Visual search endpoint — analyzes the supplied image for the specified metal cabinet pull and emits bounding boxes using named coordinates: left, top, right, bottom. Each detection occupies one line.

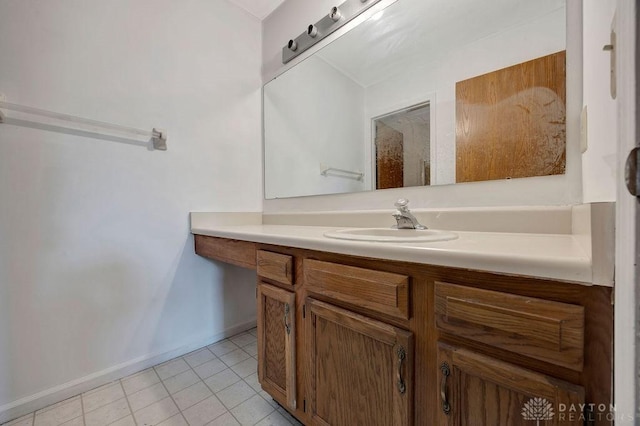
left=396, top=347, right=407, bottom=394
left=440, top=362, right=451, bottom=415
left=284, top=303, right=291, bottom=335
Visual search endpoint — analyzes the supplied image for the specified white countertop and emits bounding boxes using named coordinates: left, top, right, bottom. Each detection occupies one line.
left=191, top=223, right=596, bottom=285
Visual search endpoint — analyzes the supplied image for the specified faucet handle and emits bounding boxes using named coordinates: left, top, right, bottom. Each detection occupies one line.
left=394, top=198, right=410, bottom=209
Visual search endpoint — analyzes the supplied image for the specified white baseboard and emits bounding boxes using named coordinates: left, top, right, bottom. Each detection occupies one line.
left=0, top=319, right=257, bottom=423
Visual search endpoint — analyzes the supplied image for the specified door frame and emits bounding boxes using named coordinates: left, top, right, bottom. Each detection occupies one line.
left=614, top=0, right=638, bottom=423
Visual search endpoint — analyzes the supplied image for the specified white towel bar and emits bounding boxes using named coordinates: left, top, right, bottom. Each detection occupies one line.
left=320, top=164, right=364, bottom=181
left=0, top=100, right=167, bottom=150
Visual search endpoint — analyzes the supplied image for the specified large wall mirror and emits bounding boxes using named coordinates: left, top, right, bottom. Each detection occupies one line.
left=264, top=0, right=567, bottom=199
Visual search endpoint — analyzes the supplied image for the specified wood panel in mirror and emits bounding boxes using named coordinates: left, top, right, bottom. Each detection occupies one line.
left=375, top=121, right=404, bottom=189
left=437, top=343, right=584, bottom=425
left=456, top=50, right=566, bottom=183
left=257, top=283, right=296, bottom=410
left=307, top=298, right=413, bottom=426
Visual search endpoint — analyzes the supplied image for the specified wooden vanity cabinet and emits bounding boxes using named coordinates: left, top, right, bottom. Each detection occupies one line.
left=194, top=236, right=613, bottom=426
left=436, top=343, right=585, bottom=426
left=256, top=249, right=297, bottom=411
left=433, top=281, right=609, bottom=426
left=303, top=258, right=414, bottom=425
left=257, top=282, right=297, bottom=411
left=306, top=298, right=414, bottom=426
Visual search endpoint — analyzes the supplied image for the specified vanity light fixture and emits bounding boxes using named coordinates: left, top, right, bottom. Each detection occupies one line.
left=329, top=6, right=343, bottom=21
left=281, top=0, right=388, bottom=64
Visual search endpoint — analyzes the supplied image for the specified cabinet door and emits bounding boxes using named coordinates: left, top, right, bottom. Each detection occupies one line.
left=437, top=343, right=584, bottom=426
left=257, top=283, right=296, bottom=410
left=307, top=298, right=413, bottom=426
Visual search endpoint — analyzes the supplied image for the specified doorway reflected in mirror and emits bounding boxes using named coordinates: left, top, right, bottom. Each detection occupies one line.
left=374, top=102, right=431, bottom=189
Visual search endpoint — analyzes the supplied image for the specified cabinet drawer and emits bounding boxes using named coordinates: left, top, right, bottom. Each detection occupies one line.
left=435, top=282, right=584, bottom=371
left=257, top=250, right=294, bottom=286
left=304, top=259, right=410, bottom=320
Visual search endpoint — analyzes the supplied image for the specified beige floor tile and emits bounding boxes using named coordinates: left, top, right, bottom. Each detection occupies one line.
left=133, top=397, right=179, bottom=426
left=82, top=382, right=125, bottom=413
left=205, top=412, right=240, bottom=426
left=156, top=414, right=188, bottom=426
left=204, top=369, right=241, bottom=393
left=229, top=333, right=256, bottom=348
left=255, top=410, right=292, bottom=426
left=59, top=417, right=83, bottom=426
left=243, top=373, right=261, bottom=393
left=181, top=396, right=226, bottom=426
left=84, top=398, right=130, bottom=426
left=34, top=397, right=82, bottom=426
left=276, top=408, right=302, bottom=426
left=154, top=359, right=190, bottom=381
left=121, top=369, right=160, bottom=395
left=230, top=395, right=275, bottom=426
left=163, top=369, right=201, bottom=395
left=219, top=350, right=251, bottom=368
left=230, top=358, right=257, bottom=379
left=247, top=328, right=257, bottom=337
left=107, top=416, right=135, bottom=426
left=216, top=382, right=256, bottom=410
left=127, top=382, right=169, bottom=412
left=184, top=349, right=216, bottom=368
left=35, top=397, right=80, bottom=415
left=1, top=413, right=34, bottom=426
left=207, top=340, right=239, bottom=357
left=259, top=392, right=279, bottom=409
left=172, top=382, right=212, bottom=411
left=9, top=331, right=284, bottom=426
left=193, top=358, right=227, bottom=380
left=242, top=342, right=258, bottom=357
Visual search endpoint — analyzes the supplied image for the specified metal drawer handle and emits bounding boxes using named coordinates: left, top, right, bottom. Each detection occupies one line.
left=284, top=303, right=291, bottom=335
left=441, top=362, right=451, bottom=415
left=397, top=347, right=407, bottom=394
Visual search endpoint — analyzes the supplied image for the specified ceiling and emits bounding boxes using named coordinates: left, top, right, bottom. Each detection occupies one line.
left=227, top=0, right=286, bottom=20
left=317, top=0, right=565, bottom=87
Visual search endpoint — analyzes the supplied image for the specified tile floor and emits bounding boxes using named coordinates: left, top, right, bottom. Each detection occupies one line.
left=2, top=328, right=303, bottom=426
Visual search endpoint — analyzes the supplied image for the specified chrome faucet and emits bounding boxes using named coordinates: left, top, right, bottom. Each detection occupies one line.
left=392, top=198, right=426, bottom=230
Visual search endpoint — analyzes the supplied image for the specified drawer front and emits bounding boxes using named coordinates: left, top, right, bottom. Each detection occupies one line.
left=257, top=250, right=294, bottom=286
left=435, top=282, right=584, bottom=371
left=304, top=259, right=410, bottom=320
left=195, top=235, right=256, bottom=270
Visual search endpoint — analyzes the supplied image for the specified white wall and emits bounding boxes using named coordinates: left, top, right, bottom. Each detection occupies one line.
left=264, top=56, right=366, bottom=198
left=0, top=0, right=261, bottom=418
left=581, top=0, right=617, bottom=202
left=262, top=0, right=584, bottom=212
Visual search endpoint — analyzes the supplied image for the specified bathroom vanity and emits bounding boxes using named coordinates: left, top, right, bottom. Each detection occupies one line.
left=191, top=215, right=613, bottom=426
left=220, top=0, right=609, bottom=422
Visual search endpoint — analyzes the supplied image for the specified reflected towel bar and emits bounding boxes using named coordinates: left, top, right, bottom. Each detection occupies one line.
left=320, top=164, right=364, bottom=181
left=0, top=100, right=167, bottom=150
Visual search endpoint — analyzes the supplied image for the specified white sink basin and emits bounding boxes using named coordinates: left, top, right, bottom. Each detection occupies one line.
left=323, top=228, right=458, bottom=243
